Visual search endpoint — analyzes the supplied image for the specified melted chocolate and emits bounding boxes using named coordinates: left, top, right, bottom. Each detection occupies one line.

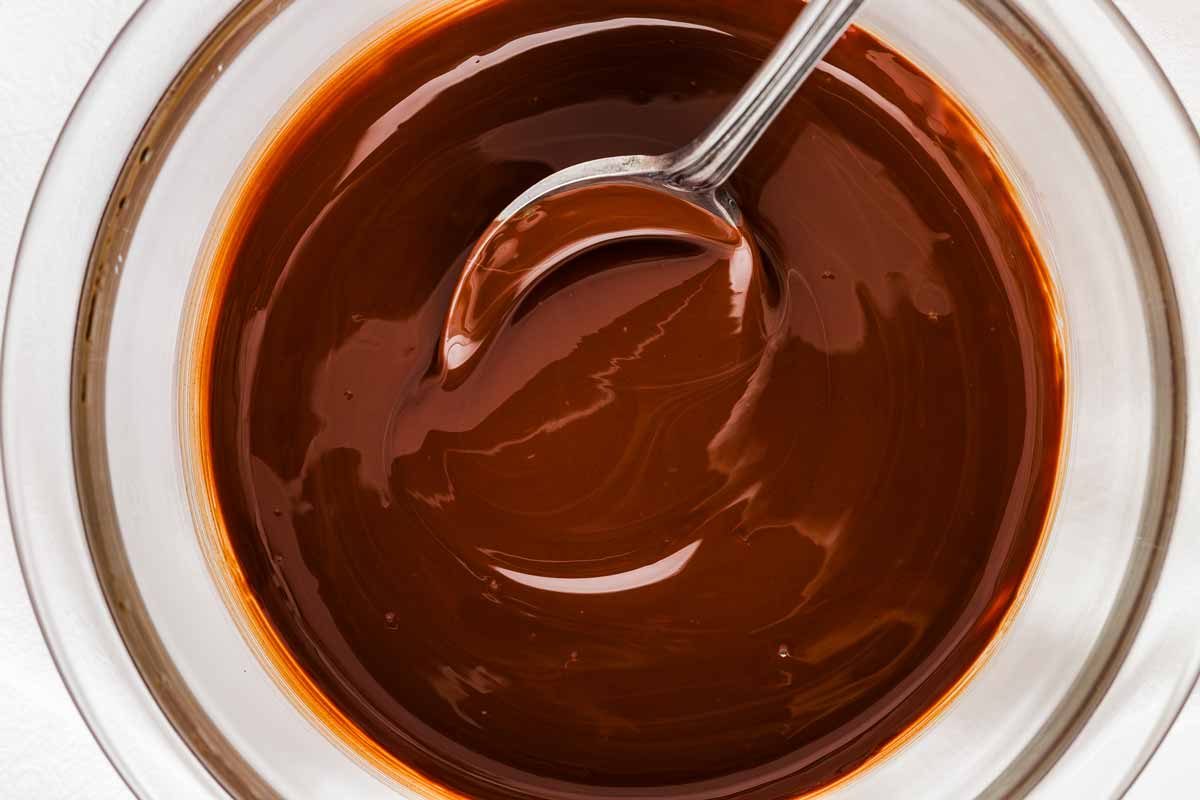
left=204, top=2, right=1063, bottom=797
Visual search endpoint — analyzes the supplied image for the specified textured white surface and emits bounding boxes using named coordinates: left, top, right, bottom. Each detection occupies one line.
left=0, top=1, right=1195, bottom=798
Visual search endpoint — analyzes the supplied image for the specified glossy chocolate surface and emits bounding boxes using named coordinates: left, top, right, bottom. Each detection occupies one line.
left=204, top=2, right=1063, bottom=797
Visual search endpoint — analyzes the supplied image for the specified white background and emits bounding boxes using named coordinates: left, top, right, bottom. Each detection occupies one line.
left=1, top=1, right=1197, bottom=797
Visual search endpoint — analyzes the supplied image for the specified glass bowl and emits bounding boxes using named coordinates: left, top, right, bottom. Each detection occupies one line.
left=5, top=1, right=1200, bottom=797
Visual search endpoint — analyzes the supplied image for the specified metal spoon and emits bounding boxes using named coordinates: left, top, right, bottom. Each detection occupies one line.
left=440, top=0, right=868, bottom=379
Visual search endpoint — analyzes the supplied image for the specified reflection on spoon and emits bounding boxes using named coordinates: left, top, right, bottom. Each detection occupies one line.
left=493, top=540, right=703, bottom=595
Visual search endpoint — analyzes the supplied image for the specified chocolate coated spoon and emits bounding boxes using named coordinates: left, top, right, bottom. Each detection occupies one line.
left=440, top=0, right=867, bottom=380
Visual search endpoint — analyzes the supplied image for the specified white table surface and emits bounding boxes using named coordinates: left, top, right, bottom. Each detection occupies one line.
left=1, top=2, right=1197, bottom=797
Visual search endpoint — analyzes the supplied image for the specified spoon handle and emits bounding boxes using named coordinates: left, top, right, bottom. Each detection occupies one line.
left=667, top=0, right=868, bottom=193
